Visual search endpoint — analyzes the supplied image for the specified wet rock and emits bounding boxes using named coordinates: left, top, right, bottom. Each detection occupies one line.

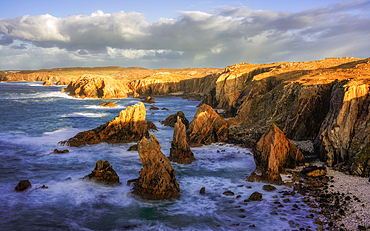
left=83, top=160, right=120, bottom=185
left=15, top=180, right=32, bottom=191
left=127, top=179, right=137, bottom=186
left=247, top=124, right=305, bottom=185
left=245, top=191, right=262, bottom=202
left=53, top=149, right=69, bottom=153
left=143, top=96, right=155, bottom=103
left=283, top=199, right=291, bottom=203
left=127, top=144, right=138, bottom=151
left=169, top=117, right=195, bottom=164
left=200, top=187, right=205, bottom=194
left=187, top=104, right=229, bottom=146
left=262, top=184, right=276, bottom=192
left=161, top=108, right=169, bottom=111
left=98, top=102, right=118, bottom=107
left=161, top=111, right=189, bottom=129
left=60, top=102, right=152, bottom=146
left=223, top=190, right=235, bottom=196
left=149, top=105, right=159, bottom=110
left=132, top=134, right=180, bottom=200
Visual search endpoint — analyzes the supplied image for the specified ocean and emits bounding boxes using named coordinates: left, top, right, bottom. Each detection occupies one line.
left=0, top=82, right=316, bottom=230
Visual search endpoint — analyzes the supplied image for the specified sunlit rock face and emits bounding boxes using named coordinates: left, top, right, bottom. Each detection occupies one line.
left=169, top=117, right=195, bottom=164
left=60, top=102, right=154, bottom=146
left=187, top=104, right=229, bottom=146
left=247, top=124, right=305, bottom=185
left=61, top=75, right=131, bottom=99
left=132, top=134, right=180, bottom=200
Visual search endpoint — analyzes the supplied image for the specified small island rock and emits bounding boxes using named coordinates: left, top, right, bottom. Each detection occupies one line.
left=169, top=117, right=195, bottom=164
left=84, top=160, right=120, bottom=185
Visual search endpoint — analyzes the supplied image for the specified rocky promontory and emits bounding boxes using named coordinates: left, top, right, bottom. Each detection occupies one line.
left=132, top=134, right=180, bottom=200
left=60, top=102, right=154, bottom=146
left=169, top=117, right=195, bottom=164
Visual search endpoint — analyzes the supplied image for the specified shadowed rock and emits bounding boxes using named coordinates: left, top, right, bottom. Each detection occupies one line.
left=84, top=160, right=120, bottom=185
left=161, top=111, right=189, bottom=129
left=142, top=96, right=155, bottom=103
left=15, top=180, right=32, bottom=191
left=187, top=104, right=229, bottom=146
left=169, top=117, right=195, bottom=164
left=60, top=102, right=155, bottom=146
left=98, top=102, right=117, bottom=107
left=132, top=134, right=180, bottom=200
left=247, top=124, right=305, bottom=185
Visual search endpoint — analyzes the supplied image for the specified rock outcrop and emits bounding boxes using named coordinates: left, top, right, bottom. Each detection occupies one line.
left=142, top=96, right=155, bottom=103
left=15, top=180, right=32, bottom=191
left=169, top=117, right=195, bottom=164
left=61, top=75, right=131, bottom=99
left=187, top=104, right=229, bottom=146
left=83, top=160, right=120, bottom=185
left=98, top=102, right=117, bottom=107
left=132, top=134, right=180, bottom=200
left=42, top=79, right=54, bottom=86
left=247, top=124, right=305, bottom=185
left=60, top=102, right=152, bottom=146
left=161, top=111, right=189, bottom=129
left=314, top=78, right=370, bottom=176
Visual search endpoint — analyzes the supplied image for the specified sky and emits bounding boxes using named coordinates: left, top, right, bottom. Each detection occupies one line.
left=0, top=0, right=369, bottom=70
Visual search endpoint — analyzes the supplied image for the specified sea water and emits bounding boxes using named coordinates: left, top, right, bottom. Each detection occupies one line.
left=0, top=82, right=317, bottom=230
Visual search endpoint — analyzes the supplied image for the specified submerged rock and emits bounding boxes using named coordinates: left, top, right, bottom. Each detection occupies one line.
left=15, top=180, right=32, bottom=191
left=84, top=160, right=120, bottom=185
left=161, top=111, right=189, bottom=129
left=169, top=117, right=195, bottom=164
left=247, top=124, right=305, bottom=185
left=53, top=149, right=69, bottom=153
left=60, top=102, right=153, bottom=146
left=142, top=96, right=155, bottom=103
left=132, top=134, right=180, bottom=200
left=187, top=104, right=229, bottom=146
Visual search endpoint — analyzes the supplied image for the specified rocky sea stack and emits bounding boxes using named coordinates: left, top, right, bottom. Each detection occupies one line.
left=169, top=117, right=195, bottom=164
left=84, top=160, right=120, bottom=185
left=186, top=104, right=229, bottom=146
left=60, top=102, right=155, bottom=146
left=132, top=134, right=180, bottom=200
left=247, top=124, right=305, bottom=185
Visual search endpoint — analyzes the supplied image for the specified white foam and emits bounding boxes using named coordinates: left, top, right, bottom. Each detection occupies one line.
left=61, top=112, right=109, bottom=118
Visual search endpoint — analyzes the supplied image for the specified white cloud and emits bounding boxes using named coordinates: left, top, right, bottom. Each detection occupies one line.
left=0, top=1, right=369, bottom=70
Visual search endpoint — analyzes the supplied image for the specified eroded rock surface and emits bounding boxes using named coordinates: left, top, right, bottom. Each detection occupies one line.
left=83, top=160, right=120, bottom=185
left=60, top=102, right=152, bottom=146
left=247, top=124, right=305, bottom=185
left=187, top=104, right=229, bottom=146
left=169, top=117, right=195, bottom=164
left=132, top=134, right=180, bottom=200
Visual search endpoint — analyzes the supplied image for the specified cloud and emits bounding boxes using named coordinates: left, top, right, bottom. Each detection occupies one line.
left=0, top=0, right=369, bottom=70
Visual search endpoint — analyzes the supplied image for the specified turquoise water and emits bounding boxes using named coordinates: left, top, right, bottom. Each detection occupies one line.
left=0, top=82, right=317, bottom=230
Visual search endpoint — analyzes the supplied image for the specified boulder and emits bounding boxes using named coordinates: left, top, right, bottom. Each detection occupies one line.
left=247, top=124, right=305, bottom=185
left=127, top=144, right=138, bottom=151
left=60, top=102, right=152, bottom=146
left=300, top=166, right=327, bottom=178
left=132, top=134, right=180, bottom=200
left=15, top=180, right=32, bottom=191
left=143, top=96, right=155, bottom=103
left=186, top=104, right=229, bottom=146
left=149, top=105, right=159, bottom=110
left=84, top=160, right=120, bottom=185
left=53, top=149, right=69, bottom=154
left=169, top=117, right=195, bottom=164
left=245, top=191, right=263, bottom=202
left=98, top=102, right=117, bottom=107
left=161, top=111, right=189, bottom=129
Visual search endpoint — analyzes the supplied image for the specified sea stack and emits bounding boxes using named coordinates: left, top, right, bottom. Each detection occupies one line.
left=169, top=117, right=195, bottom=164
left=187, top=104, right=229, bottom=146
left=60, top=102, right=153, bottom=146
left=247, top=124, right=305, bottom=185
left=132, top=134, right=180, bottom=200
left=83, top=160, right=120, bottom=185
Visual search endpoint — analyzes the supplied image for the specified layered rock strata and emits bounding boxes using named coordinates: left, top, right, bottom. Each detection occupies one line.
left=60, top=102, right=153, bottom=146
left=132, top=134, right=180, bottom=200
left=161, top=111, right=189, bottom=129
left=84, top=160, right=120, bottom=185
left=187, top=104, right=229, bottom=146
left=169, top=117, right=195, bottom=164
left=247, top=124, right=305, bottom=185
